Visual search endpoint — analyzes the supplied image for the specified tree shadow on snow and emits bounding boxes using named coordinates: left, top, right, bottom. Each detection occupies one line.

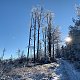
left=54, top=59, right=70, bottom=80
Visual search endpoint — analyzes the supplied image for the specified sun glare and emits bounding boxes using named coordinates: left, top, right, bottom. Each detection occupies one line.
left=65, top=37, right=72, bottom=43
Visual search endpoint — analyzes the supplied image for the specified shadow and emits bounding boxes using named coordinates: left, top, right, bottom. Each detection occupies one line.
left=48, top=66, right=56, bottom=70
left=54, top=59, right=70, bottom=80
left=30, top=72, right=47, bottom=80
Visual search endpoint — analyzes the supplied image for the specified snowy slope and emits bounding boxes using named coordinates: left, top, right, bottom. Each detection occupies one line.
left=6, top=63, right=59, bottom=80
left=1, top=59, right=80, bottom=80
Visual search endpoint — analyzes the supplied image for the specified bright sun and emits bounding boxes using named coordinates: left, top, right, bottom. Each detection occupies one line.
left=65, top=37, right=72, bottom=42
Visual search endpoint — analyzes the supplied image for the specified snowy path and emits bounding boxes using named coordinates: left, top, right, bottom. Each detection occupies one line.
left=55, top=59, right=80, bottom=80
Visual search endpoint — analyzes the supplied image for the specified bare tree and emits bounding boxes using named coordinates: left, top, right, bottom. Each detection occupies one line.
left=27, top=13, right=33, bottom=63
left=1, top=48, right=6, bottom=60
left=47, top=12, right=53, bottom=59
left=17, top=49, right=20, bottom=58
left=53, top=26, right=61, bottom=58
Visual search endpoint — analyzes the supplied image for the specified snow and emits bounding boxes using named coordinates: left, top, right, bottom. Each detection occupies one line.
left=1, top=59, right=80, bottom=80
left=54, top=59, right=80, bottom=80
left=7, top=63, right=59, bottom=80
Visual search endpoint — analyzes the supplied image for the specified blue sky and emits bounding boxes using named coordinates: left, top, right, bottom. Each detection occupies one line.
left=0, top=0, right=80, bottom=59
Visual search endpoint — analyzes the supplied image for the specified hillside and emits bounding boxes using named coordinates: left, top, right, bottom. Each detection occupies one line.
left=0, top=59, right=80, bottom=80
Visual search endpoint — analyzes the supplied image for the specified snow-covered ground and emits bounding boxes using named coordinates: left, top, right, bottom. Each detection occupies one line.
left=55, top=59, right=80, bottom=80
left=1, top=59, right=80, bottom=80
left=2, top=62, right=59, bottom=80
